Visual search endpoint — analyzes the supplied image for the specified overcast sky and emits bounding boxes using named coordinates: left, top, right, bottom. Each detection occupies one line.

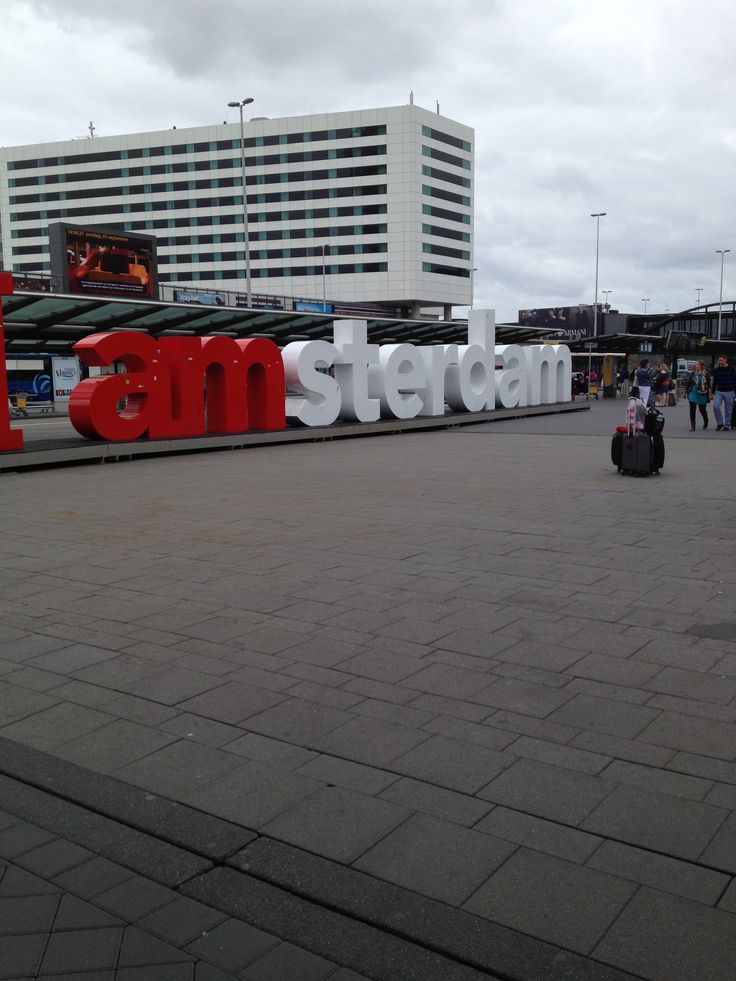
left=2, top=0, right=735, bottom=322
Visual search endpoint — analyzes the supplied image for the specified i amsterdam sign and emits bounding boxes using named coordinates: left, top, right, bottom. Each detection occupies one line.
left=0, top=273, right=572, bottom=452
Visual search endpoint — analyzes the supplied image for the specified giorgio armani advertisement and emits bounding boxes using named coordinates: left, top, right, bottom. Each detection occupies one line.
left=518, top=304, right=600, bottom=342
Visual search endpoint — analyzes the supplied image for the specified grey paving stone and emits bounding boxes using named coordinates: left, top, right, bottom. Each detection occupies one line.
left=156, top=713, right=244, bottom=748
left=463, top=848, right=637, bottom=955
left=284, top=680, right=365, bottom=711
left=421, top=715, right=518, bottom=751
left=224, top=664, right=298, bottom=693
left=295, top=755, right=398, bottom=795
left=593, top=886, right=736, bottom=981
left=124, top=666, right=226, bottom=705
left=699, top=811, right=736, bottom=873
left=0, top=864, right=61, bottom=898
left=0, top=701, right=114, bottom=751
left=471, top=677, right=575, bottom=717
left=114, top=740, right=243, bottom=798
left=354, top=812, right=517, bottom=906
left=640, top=710, right=736, bottom=760
left=0, top=685, right=59, bottom=726
left=406, top=692, right=493, bottom=722
left=718, top=878, right=736, bottom=913
left=16, top=837, right=93, bottom=878
left=483, top=709, right=580, bottom=743
left=504, top=735, right=610, bottom=775
left=185, top=759, right=323, bottom=827
left=308, top=714, right=430, bottom=767
left=333, top=649, right=424, bottom=683
left=644, top=665, right=736, bottom=705
left=28, top=642, right=121, bottom=674
left=399, top=662, right=495, bottom=700
left=94, top=875, right=178, bottom=921
left=138, top=895, right=227, bottom=947
left=174, top=682, right=288, bottom=725
left=0, top=822, right=56, bottom=859
left=0, top=893, right=59, bottom=935
left=547, top=693, right=660, bottom=738
left=101, top=693, right=179, bottom=726
left=118, top=924, right=195, bottom=966
left=478, top=758, right=615, bottom=826
left=581, top=784, right=729, bottom=863
left=186, top=918, right=278, bottom=973
left=341, top=676, right=418, bottom=705
left=55, top=718, right=178, bottom=772
left=0, top=634, right=70, bottom=663
left=262, top=786, right=411, bottom=864
left=241, top=941, right=337, bottom=981
left=52, top=857, right=135, bottom=899
left=587, top=839, right=730, bottom=905
left=570, top=730, right=676, bottom=768
left=221, top=732, right=318, bottom=769
left=474, top=806, right=603, bottom=864
left=392, top=734, right=515, bottom=794
left=601, top=758, right=713, bottom=801
left=117, top=964, right=194, bottom=981
left=493, top=639, right=585, bottom=671
left=0, top=933, right=47, bottom=978
left=562, top=677, right=654, bottom=706
left=240, top=697, right=355, bottom=744
left=39, top=926, right=123, bottom=974
left=52, top=894, right=123, bottom=930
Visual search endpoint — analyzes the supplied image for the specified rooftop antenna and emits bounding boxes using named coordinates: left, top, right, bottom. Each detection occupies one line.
left=88, top=121, right=96, bottom=138
left=409, top=90, right=414, bottom=105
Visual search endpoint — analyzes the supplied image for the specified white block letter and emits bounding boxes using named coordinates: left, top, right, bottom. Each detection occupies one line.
left=283, top=340, right=340, bottom=426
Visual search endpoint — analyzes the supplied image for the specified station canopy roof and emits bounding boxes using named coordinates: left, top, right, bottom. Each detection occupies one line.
left=1, top=290, right=556, bottom=354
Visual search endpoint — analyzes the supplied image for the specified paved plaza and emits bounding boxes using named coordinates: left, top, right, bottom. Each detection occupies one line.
left=1, top=397, right=735, bottom=980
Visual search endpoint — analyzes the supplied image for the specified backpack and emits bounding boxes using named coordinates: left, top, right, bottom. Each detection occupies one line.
left=644, top=406, right=665, bottom=435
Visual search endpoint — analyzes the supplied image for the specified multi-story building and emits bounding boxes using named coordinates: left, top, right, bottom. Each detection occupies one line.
left=0, top=103, right=473, bottom=318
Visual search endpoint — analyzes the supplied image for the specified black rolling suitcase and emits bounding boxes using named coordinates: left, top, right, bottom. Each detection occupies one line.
left=613, top=401, right=665, bottom=476
left=621, top=434, right=653, bottom=476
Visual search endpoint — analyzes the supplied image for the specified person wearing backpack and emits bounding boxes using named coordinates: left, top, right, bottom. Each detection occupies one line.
left=710, top=354, right=736, bottom=431
left=685, top=360, right=711, bottom=431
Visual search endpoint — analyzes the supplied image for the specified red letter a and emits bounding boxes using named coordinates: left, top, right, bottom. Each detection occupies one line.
left=0, top=273, right=24, bottom=451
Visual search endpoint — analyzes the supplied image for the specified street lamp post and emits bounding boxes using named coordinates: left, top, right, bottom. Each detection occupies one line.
left=589, top=212, right=606, bottom=383
left=602, top=289, right=612, bottom=310
left=470, top=267, right=478, bottom=309
left=716, top=249, right=730, bottom=342
left=642, top=298, right=650, bottom=315
left=694, top=287, right=703, bottom=307
left=321, top=243, right=329, bottom=311
left=227, top=97, right=255, bottom=308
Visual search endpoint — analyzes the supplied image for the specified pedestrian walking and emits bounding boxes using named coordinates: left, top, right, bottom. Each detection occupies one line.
left=635, top=359, right=653, bottom=407
left=685, top=359, right=711, bottom=431
left=710, top=353, right=736, bottom=431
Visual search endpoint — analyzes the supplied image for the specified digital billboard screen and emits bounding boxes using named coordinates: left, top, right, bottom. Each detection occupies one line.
left=49, top=223, right=158, bottom=300
left=518, top=304, right=600, bottom=342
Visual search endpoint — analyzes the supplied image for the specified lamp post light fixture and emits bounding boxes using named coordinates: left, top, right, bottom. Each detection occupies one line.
left=470, top=267, right=478, bottom=309
left=716, top=249, right=730, bottom=342
left=589, top=212, right=606, bottom=382
left=695, top=287, right=704, bottom=307
left=642, top=298, right=650, bottom=315
left=321, top=243, right=330, bottom=311
left=227, top=97, right=255, bottom=308
left=602, top=289, right=612, bottom=310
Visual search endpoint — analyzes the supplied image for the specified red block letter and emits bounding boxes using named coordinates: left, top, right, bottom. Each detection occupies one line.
left=70, top=332, right=169, bottom=441
left=0, top=273, right=23, bottom=451
left=235, top=338, right=286, bottom=431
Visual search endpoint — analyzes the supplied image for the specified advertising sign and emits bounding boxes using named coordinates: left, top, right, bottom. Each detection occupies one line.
left=518, top=305, right=600, bottom=342
left=174, top=289, right=226, bottom=306
left=52, top=357, right=81, bottom=401
left=49, top=223, right=158, bottom=301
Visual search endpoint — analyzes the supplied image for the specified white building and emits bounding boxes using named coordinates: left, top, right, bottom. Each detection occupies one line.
left=0, top=103, right=473, bottom=318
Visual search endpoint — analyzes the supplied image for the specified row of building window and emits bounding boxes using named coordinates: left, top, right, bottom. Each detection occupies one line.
left=161, top=243, right=388, bottom=264
left=6, top=145, right=388, bottom=187
left=9, top=164, right=388, bottom=207
left=9, top=185, right=390, bottom=223
left=6, top=126, right=389, bottom=170
left=421, top=222, right=470, bottom=242
left=421, top=165, right=471, bottom=189
left=422, top=242, right=470, bottom=261
left=421, top=145, right=471, bottom=171
left=422, top=204, right=470, bottom=225
left=163, top=262, right=389, bottom=282
left=422, top=261, right=470, bottom=277
left=422, top=125, right=472, bottom=153
left=422, top=185, right=471, bottom=207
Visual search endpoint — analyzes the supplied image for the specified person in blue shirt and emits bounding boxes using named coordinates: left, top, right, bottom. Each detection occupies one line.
left=635, top=359, right=653, bottom=406
left=711, top=354, right=736, bottom=431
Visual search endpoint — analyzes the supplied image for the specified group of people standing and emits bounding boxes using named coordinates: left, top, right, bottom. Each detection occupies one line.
left=684, top=355, right=736, bottom=432
left=632, top=355, right=736, bottom=432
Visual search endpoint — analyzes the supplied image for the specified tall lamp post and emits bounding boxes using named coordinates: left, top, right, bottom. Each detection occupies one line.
left=227, top=97, right=255, bottom=308
left=642, top=298, right=650, bottom=315
left=602, top=289, right=612, bottom=310
left=321, top=243, right=330, bottom=311
left=716, top=249, right=730, bottom=342
left=589, top=212, right=606, bottom=383
left=470, top=267, right=478, bottom=309
left=694, top=287, right=703, bottom=307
